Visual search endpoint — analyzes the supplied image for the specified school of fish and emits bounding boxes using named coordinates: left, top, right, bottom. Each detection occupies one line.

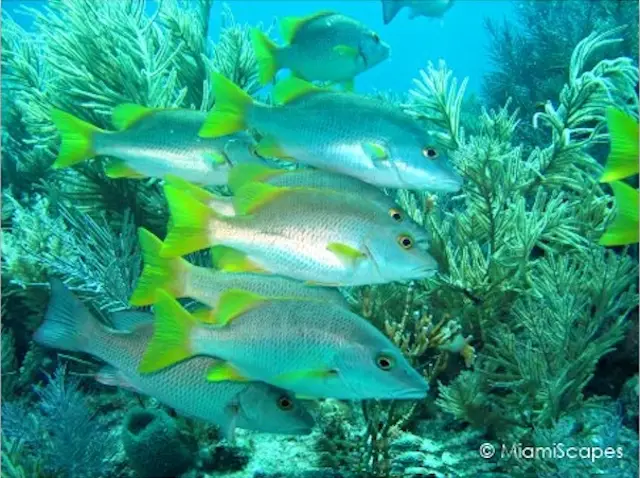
left=35, top=5, right=569, bottom=438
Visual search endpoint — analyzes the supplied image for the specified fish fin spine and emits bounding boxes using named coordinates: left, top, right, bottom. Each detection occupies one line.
left=50, top=109, right=103, bottom=169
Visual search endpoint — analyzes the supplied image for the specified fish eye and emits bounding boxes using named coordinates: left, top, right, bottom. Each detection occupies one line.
left=388, top=208, right=403, bottom=222
left=375, top=353, right=395, bottom=371
left=277, top=395, right=293, bottom=410
left=398, top=234, right=413, bottom=249
left=422, top=147, right=439, bottom=160
left=371, top=32, right=380, bottom=44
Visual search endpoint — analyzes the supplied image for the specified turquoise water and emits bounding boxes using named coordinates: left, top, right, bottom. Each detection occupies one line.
left=2, top=1, right=638, bottom=477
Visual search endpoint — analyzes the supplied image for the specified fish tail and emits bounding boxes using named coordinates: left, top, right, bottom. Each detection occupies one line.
left=50, top=109, right=104, bottom=169
left=129, top=228, right=191, bottom=306
left=601, top=108, right=640, bottom=183
left=381, top=0, right=403, bottom=24
left=599, top=180, right=639, bottom=246
left=161, top=183, right=218, bottom=258
left=138, top=290, right=197, bottom=373
left=33, top=279, right=100, bottom=353
left=250, top=28, right=279, bottom=85
left=199, top=73, right=254, bottom=138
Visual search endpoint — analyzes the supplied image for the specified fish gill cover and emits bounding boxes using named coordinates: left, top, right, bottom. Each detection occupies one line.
left=1, top=1, right=639, bottom=477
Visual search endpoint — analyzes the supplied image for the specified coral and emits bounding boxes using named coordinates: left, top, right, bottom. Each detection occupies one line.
left=1, top=365, right=119, bottom=478
left=122, top=407, right=197, bottom=478
left=1, top=328, right=18, bottom=398
left=483, top=0, right=638, bottom=145
left=619, top=375, right=639, bottom=427
left=199, top=442, right=251, bottom=472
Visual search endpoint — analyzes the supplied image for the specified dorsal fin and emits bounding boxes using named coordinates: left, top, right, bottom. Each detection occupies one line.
left=272, top=77, right=326, bottom=105
left=228, top=164, right=284, bottom=193
left=213, top=289, right=266, bottom=326
left=279, top=11, right=336, bottom=44
left=232, top=182, right=290, bottom=215
left=112, top=103, right=156, bottom=130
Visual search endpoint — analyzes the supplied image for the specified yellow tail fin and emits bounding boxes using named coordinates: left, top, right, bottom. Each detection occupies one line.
left=601, top=108, right=639, bottom=183
left=51, top=109, right=104, bottom=169
left=199, top=73, right=254, bottom=138
left=161, top=184, right=217, bottom=258
left=129, top=228, right=191, bottom=306
left=138, top=290, right=196, bottom=373
left=599, top=180, right=639, bottom=246
left=250, top=28, right=279, bottom=85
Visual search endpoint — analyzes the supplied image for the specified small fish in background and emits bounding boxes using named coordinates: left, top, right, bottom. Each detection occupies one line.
left=251, top=11, right=390, bottom=90
left=33, top=279, right=314, bottom=438
left=139, top=289, right=430, bottom=401
left=129, top=227, right=348, bottom=308
left=382, top=0, right=454, bottom=25
left=50, top=105, right=262, bottom=185
left=199, top=74, right=463, bottom=192
left=598, top=108, right=639, bottom=246
left=161, top=181, right=439, bottom=286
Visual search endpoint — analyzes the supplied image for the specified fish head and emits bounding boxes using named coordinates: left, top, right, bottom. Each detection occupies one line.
left=362, top=227, right=438, bottom=282
left=385, top=134, right=463, bottom=192
left=358, top=29, right=391, bottom=70
left=234, top=382, right=315, bottom=435
left=333, top=335, right=429, bottom=400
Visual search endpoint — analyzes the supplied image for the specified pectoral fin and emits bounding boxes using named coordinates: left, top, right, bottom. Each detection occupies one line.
left=363, top=142, right=389, bottom=161
left=274, top=368, right=338, bottom=385
left=203, top=151, right=228, bottom=166
left=333, top=45, right=359, bottom=58
left=327, top=242, right=366, bottom=266
left=206, top=361, right=249, bottom=382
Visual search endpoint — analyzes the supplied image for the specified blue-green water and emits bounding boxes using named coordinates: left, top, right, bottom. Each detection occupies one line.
left=1, top=1, right=638, bottom=477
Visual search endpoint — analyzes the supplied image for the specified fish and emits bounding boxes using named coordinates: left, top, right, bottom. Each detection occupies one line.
left=50, top=104, right=262, bottom=185
left=33, top=279, right=315, bottom=437
left=198, top=74, right=463, bottom=192
left=139, top=289, right=430, bottom=401
left=382, top=0, right=454, bottom=25
left=160, top=180, right=439, bottom=286
left=599, top=108, right=639, bottom=247
left=251, top=11, right=390, bottom=88
left=129, top=227, right=348, bottom=309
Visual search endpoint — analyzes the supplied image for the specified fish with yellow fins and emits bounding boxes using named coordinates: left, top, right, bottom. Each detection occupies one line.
left=199, top=73, right=463, bottom=192
left=598, top=108, right=639, bottom=247
left=382, top=0, right=454, bottom=24
left=50, top=105, right=262, bottom=185
left=139, top=289, right=430, bottom=401
left=251, top=11, right=390, bottom=89
left=129, top=227, right=347, bottom=308
left=160, top=179, right=439, bottom=286
left=34, top=280, right=314, bottom=438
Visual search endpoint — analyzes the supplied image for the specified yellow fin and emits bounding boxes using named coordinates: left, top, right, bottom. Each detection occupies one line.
left=340, top=79, right=355, bottom=92
left=363, top=142, right=389, bottom=161
left=233, top=181, right=289, bottom=215
left=279, top=11, right=335, bottom=44
left=333, top=44, right=359, bottom=58
left=164, top=175, right=217, bottom=204
left=50, top=109, right=103, bottom=169
left=138, top=290, right=196, bottom=373
left=214, top=288, right=265, bottom=326
left=272, top=77, right=325, bottom=105
left=203, top=151, right=228, bottom=166
left=161, top=184, right=216, bottom=257
left=211, top=245, right=265, bottom=273
left=199, top=73, right=254, bottom=138
left=600, top=108, right=639, bottom=183
left=192, top=306, right=217, bottom=324
left=250, top=28, right=279, bottom=85
left=228, top=163, right=284, bottom=193
left=327, top=242, right=366, bottom=266
left=111, top=103, right=156, bottom=130
left=104, top=159, right=146, bottom=178
left=599, top=181, right=639, bottom=246
left=206, top=361, right=249, bottom=382
left=253, top=136, right=294, bottom=160
left=130, top=228, right=191, bottom=306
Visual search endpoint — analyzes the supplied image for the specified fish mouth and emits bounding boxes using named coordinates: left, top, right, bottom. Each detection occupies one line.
left=393, top=386, right=429, bottom=400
